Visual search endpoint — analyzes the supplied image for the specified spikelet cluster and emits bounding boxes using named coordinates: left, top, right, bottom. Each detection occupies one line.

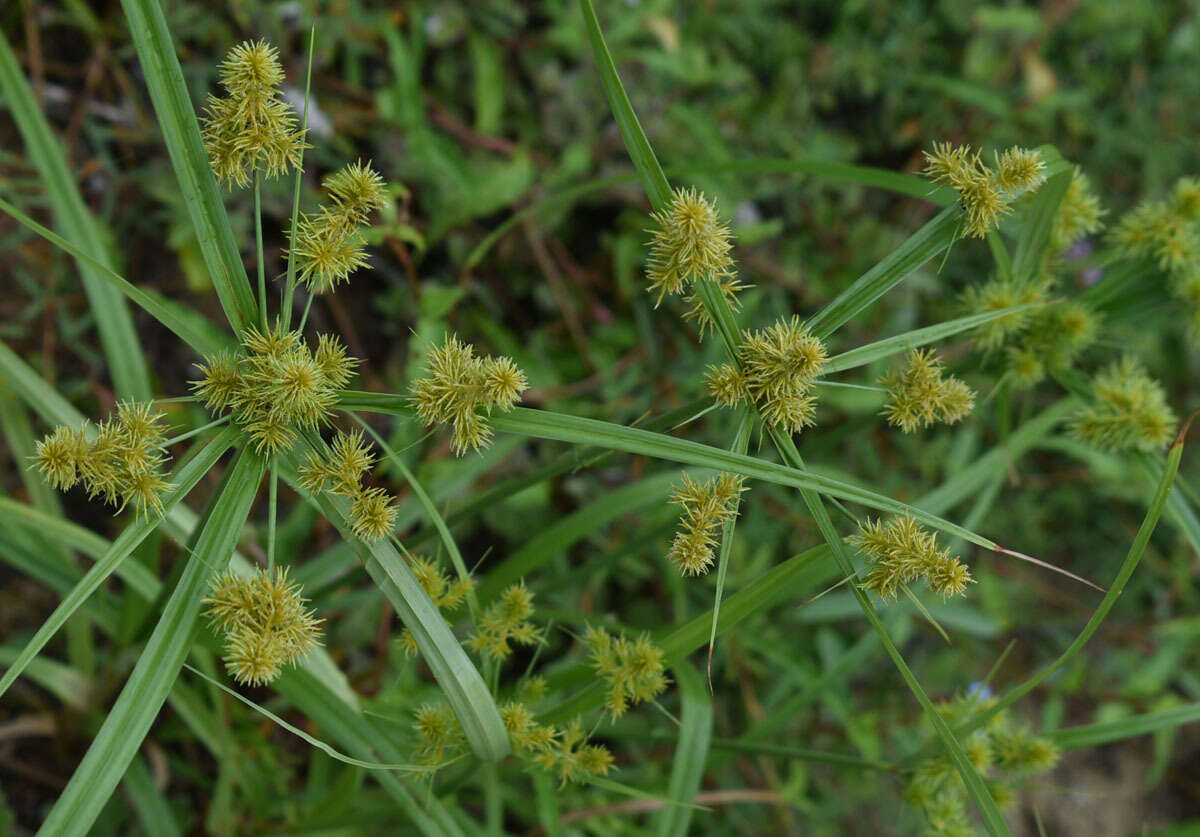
left=201, top=40, right=304, bottom=189
left=1050, top=167, right=1105, bottom=252
left=880, top=349, right=974, bottom=434
left=923, top=143, right=1045, bottom=238
left=204, top=567, right=322, bottom=686
left=298, top=429, right=398, bottom=542
left=193, top=326, right=357, bottom=454
left=410, top=334, right=528, bottom=455
left=907, top=695, right=1058, bottom=836
left=645, top=187, right=743, bottom=334
left=849, top=516, right=972, bottom=601
left=706, top=316, right=828, bottom=434
left=667, top=473, right=745, bottom=576
left=290, top=161, right=388, bottom=293
left=33, top=401, right=173, bottom=517
left=533, top=720, right=615, bottom=785
left=1070, top=358, right=1176, bottom=452
left=413, top=703, right=466, bottom=767
left=1111, top=177, right=1200, bottom=339
left=960, top=275, right=1098, bottom=386
left=397, top=554, right=474, bottom=655
left=467, top=583, right=541, bottom=661
left=584, top=626, right=669, bottom=718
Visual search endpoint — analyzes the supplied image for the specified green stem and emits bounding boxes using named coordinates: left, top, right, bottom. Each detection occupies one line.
left=283, top=22, right=316, bottom=331
left=267, top=461, right=278, bottom=574
left=163, top=415, right=228, bottom=446
left=255, top=171, right=267, bottom=331
left=298, top=292, right=316, bottom=333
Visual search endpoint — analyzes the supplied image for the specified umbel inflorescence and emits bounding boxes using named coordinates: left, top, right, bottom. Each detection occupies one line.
left=923, top=143, right=1046, bottom=238
left=584, top=626, right=669, bottom=718
left=707, top=316, right=829, bottom=434
left=410, top=333, right=528, bottom=455
left=192, top=325, right=358, bottom=454
left=201, top=40, right=305, bottom=189
left=850, top=516, right=972, bottom=601
left=204, top=567, right=322, bottom=686
left=880, top=349, right=975, bottom=434
left=33, top=401, right=173, bottom=517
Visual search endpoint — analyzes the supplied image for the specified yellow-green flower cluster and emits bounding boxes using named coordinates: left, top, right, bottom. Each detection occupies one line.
left=298, top=429, right=398, bottom=542
left=923, top=143, right=1046, bottom=238
left=467, top=582, right=541, bottom=661
left=192, top=326, right=357, bottom=454
left=667, top=472, right=745, bottom=576
left=291, top=161, right=388, bottom=293
left=849, top=516, right=972, bottom=601
left=879, top=349, right=974, bottom=434
left=33, top=401, right=173, bottom=517
left=410, top=334, right=528, bottom=455
left=907, top=695, right=1059, bottom=836
left=1070, top=357, right=1176, bottom=452
left=1049, top=167, right=1105, bottom=252
left=584, top=626, right=669, bottom=718
left=645, top=187, right=744, bottom=334
left=532, top=720, right=614, bottom=785
left=707, top=316, right=828, bottom=434
left=396, top=554, right=474, bottom=655
left=204, top=567, right=322, bottom=687
left=1112, top=177, right=1200, bottom=338
left=201, top=40, right=304, bottom=189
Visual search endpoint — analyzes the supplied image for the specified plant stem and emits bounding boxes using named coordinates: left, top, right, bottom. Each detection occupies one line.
left=267, top=461, right=278, bottom=573
left=298, top=291, right=316, bottom=332
left=163, top=415, right=229, bottom=446
left=255, top=170, right=267, bottom=331
left=283, top=22, right=316, bottom=331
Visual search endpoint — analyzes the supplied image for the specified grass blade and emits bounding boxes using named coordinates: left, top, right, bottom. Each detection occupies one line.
left=579, top=0, right=671, bottom=210
left=1046, top=701, right=1200, bottom=750
left=118, top=0, right=258, bottom=334
left=654, top=662, right=713, bottom=837
left=806, top=206, right=960, bottom=340
left=0, top=29, right=152, bottom=401
left=38, top=446, right=264, bottom=835
left=822, top=302, right=1048, bottom=375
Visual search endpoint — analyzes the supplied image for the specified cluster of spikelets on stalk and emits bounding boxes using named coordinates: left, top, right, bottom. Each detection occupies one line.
left=922, top=143, right=1047, bottom=238
left=879, top=349, right=975, bottom=434
left=667, top=472, right=746, bottom=575
left=203, top=567, right=322, bottom=686
left=1111, top=177, right=1200, bottom=337
left=33, top=401, right=173, bottom=517
left=291, top=161, right=388, bottom=293
left=409, top=333, right=529, bottom=455
left=1070, top=357, right=1177, bottom=452
left=298, top=429, right=399, bottom=542
left=906, top=694, right=1059, bottom=837
left=849, top=515, right=972, bottom=601
left=192, top=325, right=357, bottom=454
left=707, top=316, right=829, bottom=433
left=467, top=582, right=541, bottom=661
left=645, top=187, right=744, bottom=334
left=201, top=40, right=305, bottom=189
left=396, top=554, right=475, bottom=656
left=584, top=626, right=669, bottom=718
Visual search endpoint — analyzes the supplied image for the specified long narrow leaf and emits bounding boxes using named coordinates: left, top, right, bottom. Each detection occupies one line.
left=39, top=447, right=264, bottom=835
left=654, top=662, right=713, bottom=837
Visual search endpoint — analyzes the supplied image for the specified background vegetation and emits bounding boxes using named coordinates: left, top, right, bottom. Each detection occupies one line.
left=2, top=1, right=1200, bottom=834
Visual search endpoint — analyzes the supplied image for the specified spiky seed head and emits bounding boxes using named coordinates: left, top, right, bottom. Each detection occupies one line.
left=349, top=486, right=397, bottom=542
left=323, top=160, right=388, bottom=227
left=924, top=142, right=1045, bottom=239
left=291, top=208, right=370, bottom=293
left=850, top=516, right=973, bottom=601
left=1051, top=167, right=1105, bottom=251
left=314, top=334, right=359, bottom=388
left=480, top=357, right=528, bottom=410
left=116, top=400, right=167, bottom=448
left=585, top=627, right=669, bottom=718
left=1172, top=177, right=1200, bottom=220
left=1070, top=357, right=1177, bottom=451
left=668, top=473, right=745, bottom=576
left=993, top=147, right=1045, bottom=193
left=645, top=186, right=736, bottom=303
left=706, top=363, right=747, bottom=406
left=923, top=142, right=982, bottom=191
left=740, top=316, right=827, bottom=391
left=881, top=349, right=975, bottom=433
left=225, top=630, right=285, bottom=687
left=33, top=426, right=86, bottom=490
left=467, top=582, right=541, bottom=662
